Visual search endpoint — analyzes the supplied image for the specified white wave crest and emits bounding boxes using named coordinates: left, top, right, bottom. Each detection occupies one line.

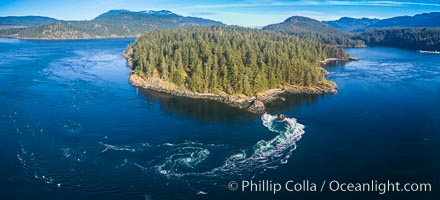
left=419, top=50, right=440, bottom=54
left=155, top=113, right=305, bottom=177
left=156, top=147, right=210, bottom=177
left=100, top=142, right=137, bottom=153
left=211, top=113, right=304, bottom=173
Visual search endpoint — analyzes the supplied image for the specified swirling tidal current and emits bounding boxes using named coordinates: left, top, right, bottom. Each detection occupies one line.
left=153, top=113, right=305, bottom=177
left=9, top=108, right=304, bottom=199
left=0, top=38, right=308, bottom=199
left=1, top=39, right=439, bottom=200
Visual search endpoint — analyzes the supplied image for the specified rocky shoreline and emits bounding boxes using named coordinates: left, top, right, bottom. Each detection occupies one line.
left=125, top=45, right=345, bottom=113
left=319, top=57, right=359, bottom=66
left=128, top=73, right=337, bottom=114
left=0, top=35, right=138, bottom=40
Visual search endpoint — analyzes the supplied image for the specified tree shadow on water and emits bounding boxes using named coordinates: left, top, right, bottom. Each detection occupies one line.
left=138, top=89, right=258, bottom=123
left=265, top=93, right=324, bottom=113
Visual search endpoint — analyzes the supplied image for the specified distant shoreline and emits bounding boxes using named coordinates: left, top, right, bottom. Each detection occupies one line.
left=0, top=35, right=137, bottom=41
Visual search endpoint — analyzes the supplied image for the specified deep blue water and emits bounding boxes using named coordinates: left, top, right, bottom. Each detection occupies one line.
left=0, top=38, right=439, bottom=200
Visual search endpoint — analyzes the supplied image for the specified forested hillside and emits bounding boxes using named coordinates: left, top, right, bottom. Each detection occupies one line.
left=263, top=16, right=365, bottom=47
left=0, top=16, right=57, bottom=27
left=354, top=28, right=440, bottom=51
left=373, top=12, right=440, bottom=29
left=326, top=17, right=379, bottom=32
left=327, top=12, right=440, bottom=32
left=0, top=10, right=223, bottom=39
left=125, top=26, right=346, bottom=96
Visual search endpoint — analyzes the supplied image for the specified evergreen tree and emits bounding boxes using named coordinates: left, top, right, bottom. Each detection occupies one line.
left=127, top=26, right=344, bottom=96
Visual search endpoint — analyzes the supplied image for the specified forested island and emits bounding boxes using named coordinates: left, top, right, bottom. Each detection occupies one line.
left=3, top=10, right=440, bottom=111
left=124, top=26, right=347, bottom=113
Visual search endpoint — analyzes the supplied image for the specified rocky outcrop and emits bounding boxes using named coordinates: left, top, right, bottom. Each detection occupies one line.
left=129, top=73, right=264, bottom=113
left=319, top=57, right=360, bottom=67
left=123, top=45, right=134, bottom=69
left=129, top=73, right=337, bottom=114
left=247, top=100, right=265, bottom=113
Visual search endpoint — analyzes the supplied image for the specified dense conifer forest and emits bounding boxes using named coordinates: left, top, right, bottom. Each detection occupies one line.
left=2, top=11, right=439, bottom=53
left=263, top=16, right=365, bottom=47
left=126, top=26, right=346, bottom=96
left=354, top=28, right=440, bottom=51
left=0, top=10, right=222, bottom=39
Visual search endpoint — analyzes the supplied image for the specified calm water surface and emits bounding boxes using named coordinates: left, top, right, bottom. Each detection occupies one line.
left=0, top=38, right=439, bottom=200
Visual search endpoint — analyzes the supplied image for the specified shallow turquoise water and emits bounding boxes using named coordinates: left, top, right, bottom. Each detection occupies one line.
left=0, top=39, right=438, bottom=199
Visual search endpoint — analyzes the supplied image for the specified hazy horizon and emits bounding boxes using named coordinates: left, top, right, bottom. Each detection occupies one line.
left=1, top=0, right=440, bottom=27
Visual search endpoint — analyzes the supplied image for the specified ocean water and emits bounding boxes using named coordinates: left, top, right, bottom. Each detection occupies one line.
left=0, top=39, right=438, bottom=200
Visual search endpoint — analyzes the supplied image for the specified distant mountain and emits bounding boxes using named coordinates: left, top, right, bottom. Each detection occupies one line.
left=327, top=12, right=440, bottom=32
left=263, top=16, right=365, bottom=47
left=94, top=9, right=173, bottom=19
left=0, top=16, right=57, bottom=27
left=326, top=17, right=379, bottom=32
left=265, top=16, right=347, bottom=35
left=0, top=10, right=223, bottom=39
left=374, top=12, right=440, bottom=28
left=140, top=10, right=174, bottom=15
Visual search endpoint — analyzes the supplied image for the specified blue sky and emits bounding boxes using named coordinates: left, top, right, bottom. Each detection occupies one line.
left=1, top=0, right=439, bottom=26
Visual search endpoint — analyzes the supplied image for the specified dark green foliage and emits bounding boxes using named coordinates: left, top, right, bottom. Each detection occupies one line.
left=373, top=12, right=440, bottom=28
left=355, top=28, right=440, bottom=51
left=263, top=16, right=365, bottom=47
left=0, top=27, right=26, bottom=35
left=326, top=17, right=379, bottom=32
left=128, top=26, right=346, bottom=96
left=0, top=16, right=57, bottom=27
left=1, top=10, right=223, bottom=39
left=327, top=12, right=440, bottom=32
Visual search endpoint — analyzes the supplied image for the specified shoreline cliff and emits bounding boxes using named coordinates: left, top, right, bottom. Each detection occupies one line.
left=127, top=70, right=338, bottom=114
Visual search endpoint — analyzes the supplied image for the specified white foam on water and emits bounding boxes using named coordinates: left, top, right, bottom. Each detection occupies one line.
left=159, top=141, right=225, bottom=148
left=419, top=50, right=440, bottom=54
left=100, top=142, right=150, bottom=153
left=62, top=148, right=72, bottom=158
left=100, top=142, right=136, bottom=153
left=63, top=120, right=81, bottom=135
left=154, top=113, right=305, bottom=178
left=33, top=172, right=55, bottom=185
left=197, top=191, right=207, bottom=195
left=144, top=194, right=153, bottom=200
left=134, top=162, right=148, bottom=171
left=206, top=113, right=304, bottom=174
left=17, top=154, right=24, bottom=163
left=156, top=147, right=210, bottom=177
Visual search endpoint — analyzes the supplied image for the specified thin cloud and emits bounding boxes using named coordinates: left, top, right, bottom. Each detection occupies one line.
left=179, top=0, right=440, bottom=10
left=190, top=11, right=219, bottom=16
left=326, top=1, right=440, bottom=7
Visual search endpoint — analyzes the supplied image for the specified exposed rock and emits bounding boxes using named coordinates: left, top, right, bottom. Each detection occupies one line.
left=247, top=100, right=265, bottom=114
left=277, top=114, right=286, bottom=120
left=123, top=45, right=134, bottom=69
left=128, top=72, right=338, bottom=114
left=319, top=57, right=360, bottom=67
